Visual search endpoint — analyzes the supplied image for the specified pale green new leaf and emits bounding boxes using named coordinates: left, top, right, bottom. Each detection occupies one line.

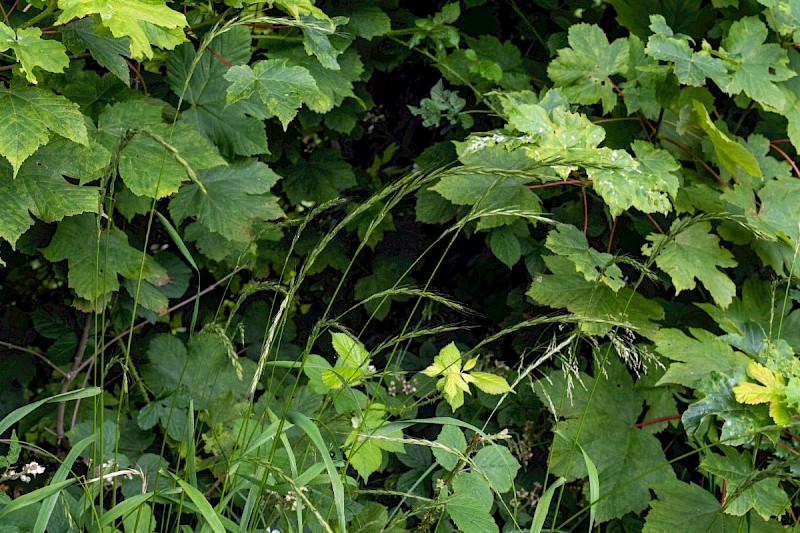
left=41, top=214, right=169, bottom=303
left=169, top=160, right=283, bottom=242
left=224, top=59, right=319, bottom=129
left=469, top=372, right=514, bottom=395
left=322, top=332, right=372, bottom=389
left=693, top=100, right=761, bottom=178
left=545, top=224, right=625, bottom=291
left=548, top=23, right=629, bottom=113
left=0, top=86, right=89, bottom=176
left=721, top=17, right=794, bottom=111
left=642, top=220, right=737, bottom=308
left=55, top=0, right=188, bottom=60
left=0, top=24, right=69, bottom=84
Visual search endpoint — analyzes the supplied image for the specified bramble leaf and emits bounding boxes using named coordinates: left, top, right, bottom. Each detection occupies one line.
left=0, top=85, right=89, bottom=176
left=0, top=23, right=69, bottom=84
left=548, top=24, right=629, bottom=113
left=642, top=220, right=737, bottom=308
left=473, top=445, right=520, bottom=493
left=55, top=0, right=188, bottom=60
left=447, top=472, right=498, bottom=533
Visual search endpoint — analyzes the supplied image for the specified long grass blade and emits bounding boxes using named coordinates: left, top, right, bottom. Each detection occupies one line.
left=0, top=387, right=101, bottom=436
left=529, top=477, right=566, bottom=533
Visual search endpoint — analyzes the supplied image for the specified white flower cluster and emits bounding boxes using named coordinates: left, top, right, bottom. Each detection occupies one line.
left=386, top=377, right=418, bottom=397
left=1, top=461, right=45, bottom=483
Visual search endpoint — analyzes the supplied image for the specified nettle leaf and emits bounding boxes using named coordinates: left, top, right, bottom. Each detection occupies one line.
left=166, top=26, right=268, bottom=158
left=654, top=328, right=750, bottom=391
left=98, top=100, right=226, bottom=198
left=721, top=17, right=794, bottom=111
left=41, top=214, right=169, bottom=304
left=545, top=224, right=625, bottom=291
left=283, top=150, right=356, bottom=204
left=527, top=255, right=664, bottom=339
left=645, top=15, right=730, bottom=87
left=701, top=448, right=788, bottom=520
left=534, top=358, right=675, bottom=523
left=322, top=332, right=372, bottom=389
left=61, top=18, right=131, bottom=85
left=0, top=139, right=101, bottom=256
left=224, top=59, right=319, bottom=129
left=169, top=160, right=283, bottom=243
left=0, top=23, right=69, bottom=84
left=55, top=0, right=187, bottom=60
left=692, top=100, right=761, bottom=178
left=0, top=85, right=89, bottom=176
left=642, top=220, right=737, bottom=308
left=548, top=24, right=629, bottom=113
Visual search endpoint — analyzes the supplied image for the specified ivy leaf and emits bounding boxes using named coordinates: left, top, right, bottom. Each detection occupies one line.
left=654, top=328, right=750, bottom=391
left=166, top=26, right=268, bottom=158
left=473, top=445, right=520, bottom=493
left=701, top=448, right=788, bottom=519
left=0, top=23, right=69, bottom=84
left=645, top=15, right=730, bottom=87
left=41, top=214, right=169, bottom=305
left=534, top=358, right=675, bottom=522
left=224, top=59, right=319, bottom=129
left=721, top=17, right=794, bottom=111
left=55, top=0, right=188, bottom=60
left=0, top=85, right=89, bottom=176
left=61, top=18, right=131, bottom=85
left=548, top=24, right=629, bottom=113
left=692, top=100, right=761, bottom=178
left=0, top=140, right=101, bottom=256
left=642, top=220, right=737, bottom=308
left=283, top=150, right=357, bottom=204
left=545, top=224, right=625, bottom=291
left=527, top=255, right=664, bottom=339
left=169, top=160, right=283, bottom=243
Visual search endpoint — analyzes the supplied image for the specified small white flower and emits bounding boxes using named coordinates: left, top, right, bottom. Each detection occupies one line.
left=23, top=462, right=45, bottom=477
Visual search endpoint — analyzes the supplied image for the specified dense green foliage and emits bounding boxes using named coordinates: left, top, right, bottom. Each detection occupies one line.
left=1, top=0, right=800, bottom=531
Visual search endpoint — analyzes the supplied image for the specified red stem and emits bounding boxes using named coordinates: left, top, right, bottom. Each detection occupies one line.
left=205, top=44, right=231, bottom=68
left=720, top=479, right=727, bottom=505
left=770, top=142, right=800, bottom=179
left=582, top=186, right=588, bottom=235
left=607, top=216, right=619, bottom=253
left=632, top=413, right=682, bottom=427
left=645, top=213, right=665, bottom=235
left=658, top=135, right=728, bottom=188
left=526, top=179, right=587, bottom=189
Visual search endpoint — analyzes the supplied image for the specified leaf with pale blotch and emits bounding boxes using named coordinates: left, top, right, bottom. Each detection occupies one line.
left=642, top=220, right=737, bottom=308
left=548, top=23, right=629, bottom=113
left=224, top=59, right=319, bottom=129
left=169, top=160, right=283, bottom=242
left=693, top=100, right=761, bottom=178
left=55, top=0, right=187, bottom=60
left=0, top=23, right=69, bottom=84
left=0, top=86, right=88, bottom=176
left=41, top=214, right=169, bottom=304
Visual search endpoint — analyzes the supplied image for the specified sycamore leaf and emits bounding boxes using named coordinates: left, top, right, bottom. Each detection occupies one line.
left=224, top=59, right=319, bottom=129
left=0, top=23, right=69, bottom=84
left=61, top=18, right=131, bottom=85
left=645, top=15, right=730, bottom=87
left=300, top=14, right=345, bottom=70
left=654, top=328, right=750, bottom=391
left=732, top=360, right=791, bottom=425
left=693, top=100, right=761, bottom=177
left=41, top=214, right=169, bottom=304
left=283, top=150, right=357, bottom=204
left=545, top=224, right=625, bottom=291
left=346, top=5, right=391, bottom=40
left=534, top=358, right=675, bottom=522
left=644, top=480, right=755, bottom=532
left=527, top=255, right=664, bottom=339
left=548, top=23, right=629, bottom=113
left=0, top=85, right=89, bottom=176
left=721, top=17, right=794, bottom=111
left=642, top=220, right=737, bottom=308
left=169, top=160, right=283, bottom=242
left=55, top=0, right=188, bottom=60
left=701, top=449, right=789, bottom=520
